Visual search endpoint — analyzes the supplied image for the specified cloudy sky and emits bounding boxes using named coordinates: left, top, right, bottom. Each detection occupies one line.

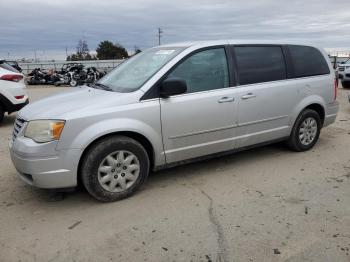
left=1, top=0, right=350, bottom=60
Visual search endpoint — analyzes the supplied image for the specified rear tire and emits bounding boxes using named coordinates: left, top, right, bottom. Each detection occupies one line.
left=287, top=109, right=321, bottom=152
left=342, top=81, right=350, bottom=89
left=81, top=136, right=150, bottom=202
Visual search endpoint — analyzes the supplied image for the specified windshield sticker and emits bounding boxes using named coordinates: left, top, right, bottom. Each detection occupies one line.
left=155, top=50, right=175, bottom=55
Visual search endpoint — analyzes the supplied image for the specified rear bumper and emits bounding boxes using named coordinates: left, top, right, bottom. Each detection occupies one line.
left=9, top=136, right=81, bottom=189
left=324, top=101, right=339, bottom=127
left=7, top=98, right=29, bottom=114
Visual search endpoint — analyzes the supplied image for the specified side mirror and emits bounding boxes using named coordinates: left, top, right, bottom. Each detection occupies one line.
left=160, top=78, right=187, bottom=97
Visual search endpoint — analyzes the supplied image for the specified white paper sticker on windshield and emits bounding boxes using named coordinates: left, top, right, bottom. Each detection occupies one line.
left=155, top=50, right=175, bottom=55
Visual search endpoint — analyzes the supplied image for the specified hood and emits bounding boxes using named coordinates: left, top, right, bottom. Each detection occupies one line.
left=19, top=86, right=141, bottom=120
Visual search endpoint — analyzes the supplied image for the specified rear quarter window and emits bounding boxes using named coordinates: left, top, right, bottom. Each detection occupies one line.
left=288, top=45, right=330, bottom=78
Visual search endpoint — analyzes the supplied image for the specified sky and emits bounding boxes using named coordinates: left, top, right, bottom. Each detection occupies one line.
left=1, top=0, right=350, bottom=60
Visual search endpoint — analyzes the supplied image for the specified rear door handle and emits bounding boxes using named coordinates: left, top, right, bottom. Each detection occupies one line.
left=218, top=96, right=235, bottom=103
left=241, top=93, right=256, bottom=100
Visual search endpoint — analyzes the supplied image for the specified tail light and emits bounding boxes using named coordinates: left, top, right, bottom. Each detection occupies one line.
left=0, top=74, right=23, bottom=82
left=15, top=95, right=24, bottom=100
left=334, top=78, right=338, bottom=100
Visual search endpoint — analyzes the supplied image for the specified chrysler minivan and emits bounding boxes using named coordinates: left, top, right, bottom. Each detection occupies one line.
left=9, top=40, right=339, bottom=201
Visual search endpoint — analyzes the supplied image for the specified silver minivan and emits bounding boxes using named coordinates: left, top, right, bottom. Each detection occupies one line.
left=9, top=40, right=339, bottom=201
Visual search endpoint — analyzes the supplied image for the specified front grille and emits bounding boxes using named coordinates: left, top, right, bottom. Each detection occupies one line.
left=339, top=67, right=345, bottom=71
left=12, top=116, right=25, bottom=141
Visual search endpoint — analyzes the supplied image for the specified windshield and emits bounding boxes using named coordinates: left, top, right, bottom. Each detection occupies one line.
left=98, top=47, right=184, bottom=92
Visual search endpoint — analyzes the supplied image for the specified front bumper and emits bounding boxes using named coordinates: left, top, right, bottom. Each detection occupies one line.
left=338, top=72, right=350, bottom=82
left=9, top=135, right=81, bottom=189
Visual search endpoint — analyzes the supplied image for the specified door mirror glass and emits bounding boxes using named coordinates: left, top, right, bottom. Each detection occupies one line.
left=160, top=78, right=187, bottom=97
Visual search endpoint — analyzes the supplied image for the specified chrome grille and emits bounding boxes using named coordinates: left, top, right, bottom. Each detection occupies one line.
left=12, top=116, right=25, bottom=141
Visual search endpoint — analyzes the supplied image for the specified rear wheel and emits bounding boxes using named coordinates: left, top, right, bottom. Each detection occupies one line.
left=81, top=136, right=150, bottom=202
left=287, top=109, right=321, bottom=152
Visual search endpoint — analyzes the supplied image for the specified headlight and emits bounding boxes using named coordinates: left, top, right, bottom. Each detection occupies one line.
left=24, top=120, right=65, bottom=143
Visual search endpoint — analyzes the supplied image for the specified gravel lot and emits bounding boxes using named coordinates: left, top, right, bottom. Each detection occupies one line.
left=0, top=85, right=350, bottom=262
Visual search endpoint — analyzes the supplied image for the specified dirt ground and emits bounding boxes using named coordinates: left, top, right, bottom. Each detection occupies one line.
left=0, top=85, right=350, bottom=262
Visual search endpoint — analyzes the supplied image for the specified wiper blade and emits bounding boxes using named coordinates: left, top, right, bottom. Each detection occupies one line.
left=90, top=82, right=113, bottom=91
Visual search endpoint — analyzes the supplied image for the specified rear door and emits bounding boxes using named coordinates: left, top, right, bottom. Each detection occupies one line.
left=160, top=47, right=239, bottom=163
left=232, top=45, right=298, bottom=147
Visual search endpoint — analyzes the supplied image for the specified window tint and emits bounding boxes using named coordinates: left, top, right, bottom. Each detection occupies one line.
left=234, top=46, right=286, bottom=85
left=288, top=45, right=330, bottom=77
left=167, top=48, right=229, bottom=93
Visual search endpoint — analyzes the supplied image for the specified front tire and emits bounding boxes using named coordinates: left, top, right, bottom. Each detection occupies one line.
left=0, top=105, right=4, bottom=123
left=287, top=109, right=321, bottom=152
left=81, top=136, right=150, bottom=202
left=342, top=81, right=350, bottom=89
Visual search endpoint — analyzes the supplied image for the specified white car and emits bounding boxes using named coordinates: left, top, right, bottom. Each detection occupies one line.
left=0, top=62, right=28, bottom=122
left=337, top=60, right=350, bottom=88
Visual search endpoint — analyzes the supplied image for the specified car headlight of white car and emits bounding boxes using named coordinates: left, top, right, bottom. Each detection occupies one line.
left=24, top=120, right=65, bottom=143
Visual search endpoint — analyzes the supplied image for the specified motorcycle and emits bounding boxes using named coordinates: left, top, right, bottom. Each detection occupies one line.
left=27, top=68, right=57, bottom=85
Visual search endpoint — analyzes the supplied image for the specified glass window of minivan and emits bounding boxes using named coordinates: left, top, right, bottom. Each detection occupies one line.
left=167, top=48, right=229, bottom=93
left=98, top=47, right=184, bottom=92
left=288, top=45, right=330, bottom=78
left=234, top=46, right=286, bottom=85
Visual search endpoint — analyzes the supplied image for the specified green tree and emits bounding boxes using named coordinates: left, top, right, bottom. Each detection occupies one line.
left=96, top=40, right=129, bottom=60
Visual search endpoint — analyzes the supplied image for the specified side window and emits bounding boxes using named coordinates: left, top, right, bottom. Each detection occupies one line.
left=167, top=48, right=229, bottom=93
left=288, top=45, right=330, bottom=77
left=234, top=46, right=286, bottom=85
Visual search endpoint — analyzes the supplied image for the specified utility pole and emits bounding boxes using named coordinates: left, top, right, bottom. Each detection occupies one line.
left=158, top=27, right=163, bottom=45
left=34, top=50, right=37, bottom=61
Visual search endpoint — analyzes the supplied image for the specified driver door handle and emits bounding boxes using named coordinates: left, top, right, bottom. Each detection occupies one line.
left=241, top=93, right=256, bottom=100
left=218, top=96, right=235, bottom=103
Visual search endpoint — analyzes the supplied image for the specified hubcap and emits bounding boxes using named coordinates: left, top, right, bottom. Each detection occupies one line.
left=299, top=117, right=317, bottom=146
left=97, top=150, right=140, bottom=193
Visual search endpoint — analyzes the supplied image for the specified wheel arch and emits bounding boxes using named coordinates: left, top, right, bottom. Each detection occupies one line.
left=77, top=131, right=156, bottom=187
left=290, top=96, right=326, bottom=129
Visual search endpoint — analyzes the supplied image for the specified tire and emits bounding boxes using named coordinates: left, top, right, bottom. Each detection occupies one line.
left=81, top=136, right=150, bottom=202
left=341, top=81, right=350, bottom=89
left=70, top=79, right=78, bottom=87
left=0, top=105, right=4, bottom=123
left=287, top=109, right=321, bottom=152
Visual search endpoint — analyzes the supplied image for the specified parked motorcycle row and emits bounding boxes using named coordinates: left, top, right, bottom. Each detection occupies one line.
left=27, top=63, right=106, bottom=86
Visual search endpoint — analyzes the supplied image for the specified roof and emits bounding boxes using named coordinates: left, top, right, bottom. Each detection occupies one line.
left=159, top=39, right=319, bottom=48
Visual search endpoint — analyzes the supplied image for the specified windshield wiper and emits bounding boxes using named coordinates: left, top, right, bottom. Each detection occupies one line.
left=89, top=82, right=113, bottom=91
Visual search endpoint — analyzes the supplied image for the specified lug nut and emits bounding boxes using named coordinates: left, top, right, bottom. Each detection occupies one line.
left=121, top=173, right=125, bottom=177
left=123, top=166, right=127, bottom=170
left=114, top=175, right=118, bottom=179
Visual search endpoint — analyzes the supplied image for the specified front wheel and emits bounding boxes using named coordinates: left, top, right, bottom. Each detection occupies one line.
left=342, top=81, right=350, bottom=89
left=0, top=105, right=4, bottom=123
left=287, top=109, right=321, bottom=152
left=81, top=136, right=150, bottom=202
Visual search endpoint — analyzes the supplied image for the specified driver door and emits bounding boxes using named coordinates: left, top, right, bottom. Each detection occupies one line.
left=160, top=47, right=239, bottom=164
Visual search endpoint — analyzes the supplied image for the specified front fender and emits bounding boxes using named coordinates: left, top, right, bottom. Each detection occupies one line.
left=57, top=118, right=165, bottom=167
